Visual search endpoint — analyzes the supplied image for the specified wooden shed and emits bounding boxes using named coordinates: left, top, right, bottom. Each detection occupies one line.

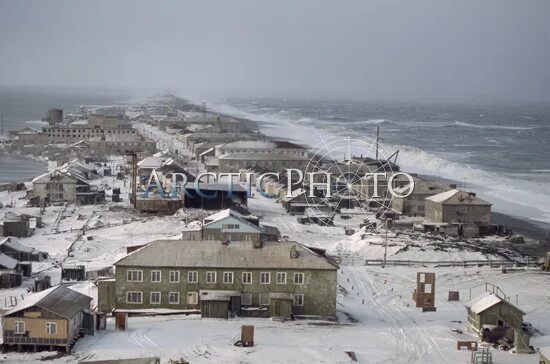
left=2, top=284, right=92, bottom=352
left=466, top=292, right=525, bottom=333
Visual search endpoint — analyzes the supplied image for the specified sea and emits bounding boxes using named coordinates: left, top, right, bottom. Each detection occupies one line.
left=0, top=85, right=130, bottom=183
left=196, top=97, right=550, bottom=224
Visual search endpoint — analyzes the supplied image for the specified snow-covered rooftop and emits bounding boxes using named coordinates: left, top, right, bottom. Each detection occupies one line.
left=114, top=240, right=338, bottom=270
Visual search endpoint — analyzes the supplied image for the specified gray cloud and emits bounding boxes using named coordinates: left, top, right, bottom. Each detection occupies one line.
left=1, top=0, right=549, bottom=101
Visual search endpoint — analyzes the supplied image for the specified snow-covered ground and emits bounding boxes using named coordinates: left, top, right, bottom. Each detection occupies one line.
left=2, top=266, right=549, bottom=364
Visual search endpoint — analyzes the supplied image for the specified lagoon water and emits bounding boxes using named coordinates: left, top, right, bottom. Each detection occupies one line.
left=0, top=156, right=47, bottom=183
left=0, top=85, right=128, bottom=183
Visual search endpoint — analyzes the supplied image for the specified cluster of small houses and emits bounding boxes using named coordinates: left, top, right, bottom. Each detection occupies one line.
left=0, top=103, right=549, bottom=361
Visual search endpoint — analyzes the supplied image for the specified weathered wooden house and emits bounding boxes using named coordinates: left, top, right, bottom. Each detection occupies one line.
left=425, top=189, right=492, bottom=238
left=466, top=292, right=525, bottom=332
left=1, top=212, right=31, bottom=238
left=100, top=240, right=338, bottom=320
left=2, top=285, right=93, bottom=352
left=0, top=237, right=48, bottom=261
left=391, top=180, right=450, bottom=217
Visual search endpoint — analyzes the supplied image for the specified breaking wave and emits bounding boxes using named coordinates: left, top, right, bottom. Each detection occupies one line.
left=186, top=96, right=550, bottom=222
left=452, top=121, right=537, bottom=130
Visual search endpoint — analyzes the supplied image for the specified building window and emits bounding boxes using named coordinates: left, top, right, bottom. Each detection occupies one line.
left=223, top=271, right=234, bottom=284
left=276, top=272, right=287, bottom=284
left=151, top=270, right=161, bottom=282
left=127, top=270, right=143, bottom=282
left=260, top=272, right=270, bottom=284
left=169, top=292, right=180, bottom=304
left=242, top=272, right=252, bottom=284
left=222, top=224, right=240, bottom=229
left=187, top=271, right=198, bottom=283
left=15, top=321, right=25, bottom=334
left=187, top=292, right=198, bottom=305
left=126, top=291, right=143, bottom=304
left=293, top=294, right=304, bottom=306
left=294, top=273, right=304, bottom=284
left=150, top=292, right=161, bottom=304
left=169, top=271, right=180, bottom=283
left=259, top=293, right=270, bottom=306
left=242, top=293, right=252, bottom=306
left=206, top=271, right=217, bottom=283
left=46, top=322, right=57, bottom=335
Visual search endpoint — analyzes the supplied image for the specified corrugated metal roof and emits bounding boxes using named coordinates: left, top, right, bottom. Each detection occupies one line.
left=4, top=285, right=92, bottom=319
left=115, top=240, right=338, bottom=270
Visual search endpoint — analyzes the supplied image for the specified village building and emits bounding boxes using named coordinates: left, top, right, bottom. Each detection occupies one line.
left=14, top=114, right=155, bottom=154
left=216, top=153, right=309, bottom=174
left=466, top=292, right=525, bottom=332
left=201, top=209, right=262, bottom=243
left=99, top=240, right=338, bottom=319
left=1, top=285, right=93, bottom=352
left=182, top=209, right=280, bottom=243
left=215, top=140, right=308, bottom=158
left=30, top=169, right=105, bottom=205
left=424, top=189, right=492, bottom=237
left=0, top=212, right=31, bottom=238
left=0, top=237, right=47, bottom=261
left=391, top=180, right=450, bottom=217
left=183, top=183, right=248, bottom=210
left=465, top=292, right=530, bottom=352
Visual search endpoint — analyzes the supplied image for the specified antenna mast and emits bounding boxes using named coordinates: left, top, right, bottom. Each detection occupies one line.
left=375, top=126, right=380, bottom=160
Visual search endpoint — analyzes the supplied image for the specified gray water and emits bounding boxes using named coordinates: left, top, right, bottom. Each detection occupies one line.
left=202, top=97, right=550, bottom=223
left=0, top=156, right=47, bottom=183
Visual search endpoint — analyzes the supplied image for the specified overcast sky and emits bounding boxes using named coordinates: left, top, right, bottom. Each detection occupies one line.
left=1, top=0, right=549, bottom=101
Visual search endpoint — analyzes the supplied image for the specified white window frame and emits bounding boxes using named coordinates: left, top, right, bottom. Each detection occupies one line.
left=126, top=291, right=143, bottom=304
left=151, top=270, right=162, bottom=283
left=276, top=272, right=287, bottom=285
left=241, top=293, right=252, bottom=306
left=15, top=321, right=25, bottom=334
left=127, top=270, right=143, bottom=282
left=293, top=293, right=304, bottom=306
left=294, top=272, right=304, bottom=284
left=46, top=321, right=57, bottom=335
left=206, top=271, right=217, bottom=284
left=187, top=292, right=198, bottom=305
left=150, top=291, right=161, bottom=305
left=168, top=292, right=180, bottom=304
left=260, top=272, right=270, bottom=284
left=223, top=271, right=234, bottom=284
left=242, top=272, right=252, bottom=284
left=169, top=271, right=180, bottom=283
left=187, top=271, right=198, bottom=283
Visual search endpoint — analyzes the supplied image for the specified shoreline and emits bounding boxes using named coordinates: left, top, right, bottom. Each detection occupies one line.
left=174, top=96, right=550, bottom=247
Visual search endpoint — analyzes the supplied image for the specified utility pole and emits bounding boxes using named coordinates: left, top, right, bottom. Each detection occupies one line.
left=1, top=114, right=4, bottom=135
